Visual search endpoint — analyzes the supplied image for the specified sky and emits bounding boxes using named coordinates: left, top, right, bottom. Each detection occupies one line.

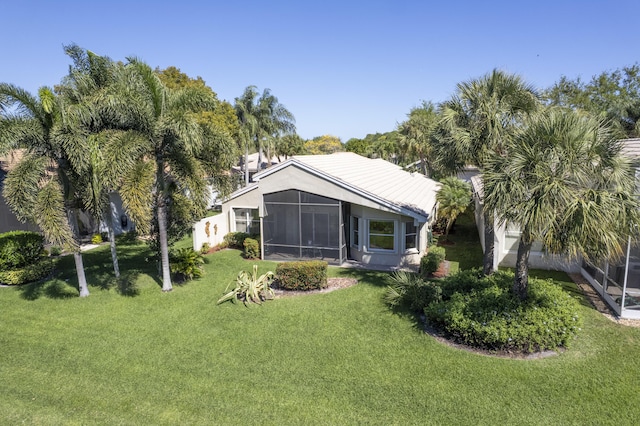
left=2, top=0, right=639, bottom=142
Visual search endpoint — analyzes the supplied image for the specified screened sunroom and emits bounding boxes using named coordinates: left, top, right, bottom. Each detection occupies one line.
left=581, top=238, right=640, bottom=319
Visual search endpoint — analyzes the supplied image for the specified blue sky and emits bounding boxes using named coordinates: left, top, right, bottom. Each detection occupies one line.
left=2, top=1, right=639, bottom=142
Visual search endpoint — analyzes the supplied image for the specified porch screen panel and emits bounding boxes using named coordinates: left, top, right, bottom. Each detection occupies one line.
left=263, top=190, right=341, bottom=263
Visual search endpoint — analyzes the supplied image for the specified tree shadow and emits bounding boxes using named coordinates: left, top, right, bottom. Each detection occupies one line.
left=18, top=279, right=78, bottom=300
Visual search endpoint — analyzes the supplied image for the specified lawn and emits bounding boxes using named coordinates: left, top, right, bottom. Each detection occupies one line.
left=1, top=229, right=639, bottom=424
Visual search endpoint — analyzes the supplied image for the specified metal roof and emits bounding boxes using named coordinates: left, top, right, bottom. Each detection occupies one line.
left=251, top=152, right=440, bottom=220
left=620, top=138, right=640, bottom=161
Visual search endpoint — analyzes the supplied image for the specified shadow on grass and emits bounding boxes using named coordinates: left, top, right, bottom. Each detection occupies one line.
left=19, top=279, right=78, bottom=300
left=437, top=212, right=484, bottom=271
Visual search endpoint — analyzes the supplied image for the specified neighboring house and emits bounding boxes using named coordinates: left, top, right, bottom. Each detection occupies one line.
left=232, top=152, right=281, bottom=183
left=470, top=175, right=580, bottom=274
left=579, top=138, right=640, bottom=319
left=220, top=152, right=440, bottom=268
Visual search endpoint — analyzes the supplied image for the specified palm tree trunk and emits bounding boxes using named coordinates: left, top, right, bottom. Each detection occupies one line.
left=482, top=209, right=495, bottom=275
left=514, top=232, right=532, bottom=300
left=157, top=194, right=172, bottom=292
left=74, top=251, right=90, bottom=297
left=244, top=144, right=250, bottom=186
left=104, top=207, right=120, bottom=278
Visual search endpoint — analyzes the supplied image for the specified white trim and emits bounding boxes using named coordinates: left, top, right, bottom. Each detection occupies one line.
left=230, top=206, right=260, bottom=233
left=403, top=220, right=419, bottom=254
left=350, top=216, right=361, bottom=250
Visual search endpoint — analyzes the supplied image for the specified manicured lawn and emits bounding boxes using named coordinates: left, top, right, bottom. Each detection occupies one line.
left=1, top=235, right=639, bottom=424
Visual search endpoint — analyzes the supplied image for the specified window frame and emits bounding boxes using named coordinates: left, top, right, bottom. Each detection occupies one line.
left=367, top=219, right=396, bottom=253
left=404, top=221, right=418, bottom=253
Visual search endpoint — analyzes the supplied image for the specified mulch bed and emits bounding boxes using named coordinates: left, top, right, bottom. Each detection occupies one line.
left=272, top=277, right=358, bottom=298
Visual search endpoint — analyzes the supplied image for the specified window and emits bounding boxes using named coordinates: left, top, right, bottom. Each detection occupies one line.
left=351, top=216, right=360, bottom=249
left=234, top=208, right=259, bottom=235
left=369, top=220, right=395, bottom=251
left=405, top=221, right=417, bottom=251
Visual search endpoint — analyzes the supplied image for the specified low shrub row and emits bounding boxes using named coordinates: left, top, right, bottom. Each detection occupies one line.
left=223, top=232, right=250, bottom=250
left=0, top=259, right=55, bottom=286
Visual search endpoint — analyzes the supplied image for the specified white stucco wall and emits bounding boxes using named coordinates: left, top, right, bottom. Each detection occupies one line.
left=192, top=214, right=228, bottom=252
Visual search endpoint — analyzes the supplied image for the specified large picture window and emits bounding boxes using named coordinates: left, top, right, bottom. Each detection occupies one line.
left=369, top=220, right=395, bottom=251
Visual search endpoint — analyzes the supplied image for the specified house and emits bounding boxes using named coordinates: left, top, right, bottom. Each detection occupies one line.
left=231, top=152, right=281, bottom=183
left=216, top=152, right=440, bottom=268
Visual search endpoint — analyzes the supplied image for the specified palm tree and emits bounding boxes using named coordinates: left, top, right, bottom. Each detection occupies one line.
left=436, top=177, right=472, bottom=240
left=107, top=59, right=216, bottom=292
left=439, top=69, right=540, bottom=275
left=234, top=86, right=295, bottom=185
left=0, top=83, right=90, bottom=296
left=483, top=108, right=640, bottom=300
left=398, top=101, right=439, bottom=175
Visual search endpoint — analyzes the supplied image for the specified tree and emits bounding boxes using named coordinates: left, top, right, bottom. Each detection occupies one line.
left=304, top=135, right=344, bottom=154
left=275, top=133, right=306, bottom=160
left=108, top=59, right=219, bottom=292
left=398, top=101, right=439, bottom=175
left=439, top=69, right=540, bottom=275
left=436, top=177, right=472, bottom=240
left=543, top=64, right=640, bottom=137
left=234, top=86, right=295, bottom=185
left=0, top=83, right=90, bottom=296
left=483, top=108, right=640, bottom=300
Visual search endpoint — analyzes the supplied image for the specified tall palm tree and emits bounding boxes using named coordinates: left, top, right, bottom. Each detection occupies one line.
left=483, top=108, right=640, bottom=300
left=436, top=177, right=472, bottom=240
left=0, top=83, right=90, bottom=296
left=107, top=59, right=216, bottom=292
left=234, top=86, right=295, bottom=185
left=440, top=69, right=540, bottom=275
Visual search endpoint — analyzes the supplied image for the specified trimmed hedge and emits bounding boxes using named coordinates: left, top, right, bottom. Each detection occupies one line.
left=0, top=259, right=55, bottom=285
left=275, top=260, right=328, bottom=291
left=420, top=246, right=446, bottom=277
left=243, top=238, right=260, bottom=259
left=0, top=231, right=45, bottom=270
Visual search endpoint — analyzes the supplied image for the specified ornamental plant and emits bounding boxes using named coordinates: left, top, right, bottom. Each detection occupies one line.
left=217, top=265, right=275, bottom=305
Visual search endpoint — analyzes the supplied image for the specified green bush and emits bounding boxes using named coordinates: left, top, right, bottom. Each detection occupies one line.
left=0, top=259, right=54, bottom=285
left=385, top=271, right=442, bottom=312
left=223, top=232, right=250, bottom=250
left=420, top=246, right=446, bottom=277
left=424, top=270, right=583, bottom=352
left=243, top=238, right=260, bottom=259
left=49, top=246, right=62, bottom=257
left=275, top=261, right=328, bottom=291
left=200, top=242, right=211, bottom=255
left=169, top=248, right=205, bottom=282
left=217, top=265, right=275, bottom=305
left=91, top=234, right=103, bottom=245
left=0, top=231, right=45, bottom=270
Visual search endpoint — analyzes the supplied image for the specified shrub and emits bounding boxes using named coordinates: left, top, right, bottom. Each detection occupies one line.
left=200, top=242, right=211, bottom=255
left=91, top=234, right=103, bottom=245
left=169, top=248, right=204, bottom=282
left=424, top=270, right=583, bottom=352
left=420, top=246, right=446, bottom=277
left=275, top=261, right=328, bottom=291
left=0, top=231, right=45, bottom=270
left=0, top=259, right=54, bottom=285
left=223, top=232, right=250, bottom=250
left=243, top=238, right=260, bottom=259
left=385, top=271, right=442, bottom=312
left=49, top=246, right=62, bottom=257
left=217, top=265, right=275, bottom=305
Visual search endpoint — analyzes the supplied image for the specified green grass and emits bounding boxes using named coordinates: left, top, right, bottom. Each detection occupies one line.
left=437, top=212, right=484, bottom=273
left=1, top=234, right=639, bottom=424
